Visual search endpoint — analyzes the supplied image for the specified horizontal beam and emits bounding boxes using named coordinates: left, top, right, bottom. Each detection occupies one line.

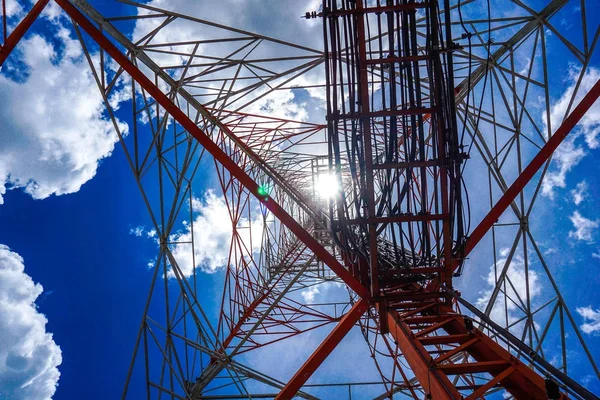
left=346, top=213, right=448, bottom=225
left=387, top=309, right=461, bottom=400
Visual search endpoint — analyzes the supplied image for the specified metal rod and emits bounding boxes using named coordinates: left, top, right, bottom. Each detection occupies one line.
left=0, top=0, right=49, bottom=66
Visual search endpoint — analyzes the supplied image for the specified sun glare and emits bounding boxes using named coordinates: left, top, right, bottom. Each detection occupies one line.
left=315, top=173, right=340, bottom=199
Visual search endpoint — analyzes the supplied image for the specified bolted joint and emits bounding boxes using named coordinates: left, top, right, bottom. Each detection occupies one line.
left=159, top=237, right=168, bottom=250
left=520, top=216, right=529, bottom=232
left=451, top=42, right=464, bottom=51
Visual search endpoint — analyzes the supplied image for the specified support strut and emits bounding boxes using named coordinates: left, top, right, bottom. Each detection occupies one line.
left=0, top=0, right=49, bottom=66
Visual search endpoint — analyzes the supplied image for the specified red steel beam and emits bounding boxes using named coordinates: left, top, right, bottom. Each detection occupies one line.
left=55, top=0, right=371, bottom=301
left=462, top=78, right=600, bottom=262
left=220, top=239, right=307, bottom=352
left=0, top=0, right=49, bottom=66
left=354, top=0, right=380, bottom=300
left=388, top=303, right=563, bottom=400
left=386, top=309, right=462, bottom=400
left=275, top=298, right=369, bottom=399
left=439, top=308, right=551, bottom=399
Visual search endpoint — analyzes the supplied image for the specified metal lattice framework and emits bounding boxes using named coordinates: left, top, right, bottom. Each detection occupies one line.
left=2, top=0, right=599, bottom=398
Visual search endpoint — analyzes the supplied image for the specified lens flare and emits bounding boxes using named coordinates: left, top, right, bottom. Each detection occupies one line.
left=314, top=173, right=340, bottom=199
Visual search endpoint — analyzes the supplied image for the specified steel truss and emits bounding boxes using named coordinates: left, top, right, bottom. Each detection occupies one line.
left=1, top=0, right=599, bottom=398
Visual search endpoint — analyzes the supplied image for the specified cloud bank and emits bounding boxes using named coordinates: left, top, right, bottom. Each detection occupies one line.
left=0, top=245, right=62, bottom=400
left=0, top=20, right=127, bottom=204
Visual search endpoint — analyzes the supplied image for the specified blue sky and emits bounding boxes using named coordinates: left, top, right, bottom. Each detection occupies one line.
left=0, top=0, right=599, bottom=399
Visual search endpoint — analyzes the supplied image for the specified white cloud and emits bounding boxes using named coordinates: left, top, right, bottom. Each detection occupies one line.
left=542, top=67, right=600, bottom=198
left=169, top=190, right=264, bottom=276
left=190, top=196, right=204, bottom=213
left=299, top=282, right=342, bottom=304
left=581, top=374, right=595, bottom=386
left=129, top=226, right=157, bottom=239
left=301, top=286, right=320, bottom=303
left=476, top=248, right=541, bottom=327
left=570, top=181, right=588, bottom=205
left=246, top=88, right=310, bottom=123
left=549, top=67, right=600, bottom=149
left=2, top=0, right=23, bottom=18
left=3, top=0, right=64, bottom=22
left=576, top=306, right=600, bottom=334
left=129, top=226, right=144, bottom=237
left=568, top=211, right=599, bottom=243
left=541, top=137, right=586, bottom=198
left=132, top=0, right=323, bottom=62
left=0, top=22, right=128, bottom=204
left=0, top=244, right=62, bottom=400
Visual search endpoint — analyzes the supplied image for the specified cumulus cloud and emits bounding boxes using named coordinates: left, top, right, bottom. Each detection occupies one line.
left=476, top=248, right=541, bottom=327
left=0, top=21, right=128, bottom=204
left=576, top=306, right=600, bottom=334
left=132, top=0, right=323, bottom=62
left=542, top=67, right=600, bottom=198
left=568, top=211, right=599, bottom=243
left=299, top=282, right=343, bottom=304
left=541, top=137, right=586, bottom=198
left=301, top=286, right=320, bottom=303
left=0, top=245, right=62, bottom=400
left=169, top=190, right=264, bottom=276
left=570, top=181, right=588, bottom=205
left=1, top=0, right=61, bottom=21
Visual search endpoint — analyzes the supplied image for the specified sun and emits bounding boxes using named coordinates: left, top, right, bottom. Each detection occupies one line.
left=314, top=172, right=340, bottom=199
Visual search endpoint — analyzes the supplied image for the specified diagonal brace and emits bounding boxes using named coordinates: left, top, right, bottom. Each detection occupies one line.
left=275, top=298, right=369, bottom=399
left=461, top=78, right=600, bottom=262
left=0, top=0, right=50, bottom=66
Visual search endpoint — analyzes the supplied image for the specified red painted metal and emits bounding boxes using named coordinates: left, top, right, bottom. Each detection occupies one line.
left=275, top=298, right=369, bottom=399
left=387, top=300, right=564, bottom=400
left=386, top=309, right=461, bottom=399
left=354, top=0, right=380, bottom=301
left=55, top=0, right=371, bottom=302
left=0, top=0, right=49, bottom=66
left=462, top=77, right=600, bottom=261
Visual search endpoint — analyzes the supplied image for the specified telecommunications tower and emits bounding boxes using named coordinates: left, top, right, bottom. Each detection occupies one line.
left=2, top=0, right=600, bottom=398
